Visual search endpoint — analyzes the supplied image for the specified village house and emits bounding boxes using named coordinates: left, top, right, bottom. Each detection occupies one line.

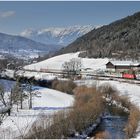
left=106, top=61, right=140, bottom=72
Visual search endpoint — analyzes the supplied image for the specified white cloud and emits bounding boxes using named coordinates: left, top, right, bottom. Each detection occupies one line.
left=0, top=11, right=15, bottom=18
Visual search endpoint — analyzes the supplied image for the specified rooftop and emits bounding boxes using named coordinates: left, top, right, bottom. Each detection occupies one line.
left=107, top=61, right=140, bottom=66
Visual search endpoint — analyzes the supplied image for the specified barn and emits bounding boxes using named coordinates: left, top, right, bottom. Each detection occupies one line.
left=106, top=61, right=140, bottom=72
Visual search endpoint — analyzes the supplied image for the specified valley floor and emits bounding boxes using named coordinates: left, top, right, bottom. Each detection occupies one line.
left=1, top=78, right=140, bottom=138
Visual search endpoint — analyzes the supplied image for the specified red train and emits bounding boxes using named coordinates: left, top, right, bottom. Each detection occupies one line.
left=122, top=73, right=136, bottom=79
left=122, top=70, right=136, bottom=79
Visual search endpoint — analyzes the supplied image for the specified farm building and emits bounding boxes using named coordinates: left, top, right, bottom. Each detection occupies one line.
left=106, top=61, right=140, bottom=72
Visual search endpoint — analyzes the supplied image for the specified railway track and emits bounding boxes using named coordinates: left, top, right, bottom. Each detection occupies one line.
left=22, top=69, right=140, bottom=84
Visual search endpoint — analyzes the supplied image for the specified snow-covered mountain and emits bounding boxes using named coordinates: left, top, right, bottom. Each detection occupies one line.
left=0, top=25, right=94, bottom=60
left=20, top=25, right=95, bottom=46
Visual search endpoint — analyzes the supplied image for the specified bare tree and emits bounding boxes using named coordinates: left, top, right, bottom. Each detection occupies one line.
left=11, top=82, right=21, bottom=111
left=11, top=80, right=27, bottom=111
left=62, top=58, right=82, bottom=78
left=0, top=85, right=7, bottom=107
left=0, top=59, right=8, bottom=71
left=24, top=78, right=35, bottom=109
left=25, top=82, right=33, bottom=109
left=0, top=85, right=11, bottom=125
left=0, top=107, right=10, bottom=125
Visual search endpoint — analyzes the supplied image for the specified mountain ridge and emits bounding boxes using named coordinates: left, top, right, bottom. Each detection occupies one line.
left=56, top=11, right=140, bottom=60
left=20, top=25, right=95, bottom=46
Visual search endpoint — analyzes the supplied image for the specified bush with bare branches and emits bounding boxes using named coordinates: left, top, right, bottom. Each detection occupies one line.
left=25, top=85, right=104, bottom=139
left=52, top=80, right=76, bottom=95
left=125, top=105, right=140, bottom=138
left=99, top=84, right=140, bottom=138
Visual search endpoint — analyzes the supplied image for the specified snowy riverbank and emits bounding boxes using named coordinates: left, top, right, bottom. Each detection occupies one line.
left=0, top=80, right=74, bottom=138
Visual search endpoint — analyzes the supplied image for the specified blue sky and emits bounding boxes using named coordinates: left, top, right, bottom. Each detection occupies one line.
left=0, top=1, right=140, bottom=35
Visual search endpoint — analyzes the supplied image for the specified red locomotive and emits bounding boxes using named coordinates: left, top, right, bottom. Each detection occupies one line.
left=122, top=70, right=136, bottom=79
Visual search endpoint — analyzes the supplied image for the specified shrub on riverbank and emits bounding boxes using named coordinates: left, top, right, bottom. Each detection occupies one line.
left=99, top=83, right=140, bottom=138
left=52, top=79, right=76, bottom=95
left=125, top=105, right=140, bottom=138
left=25, top=83, right=140, bottom=139
left=71, top=86, right=104, bottom=132
left=99, top=84, right=131, bottom=110
left=25, top=85, right=104, bottom=139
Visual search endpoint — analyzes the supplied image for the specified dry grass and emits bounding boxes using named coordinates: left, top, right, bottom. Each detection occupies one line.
left=74, top=86, right=99, bottom=106
left=72, top=86, right=104, bottom=132
left=94, top=131, right=111, bottom=139
left=52, top=79, right=76, bottom=95
left=125, top=105, right=140, bottom=138
left=25, top=85, right=104, bottom=139
left=119, top=95, right=131, bottom=109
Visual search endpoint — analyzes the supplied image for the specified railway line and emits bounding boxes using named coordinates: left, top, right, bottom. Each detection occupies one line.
left=21, top=69, right=140, bottom=85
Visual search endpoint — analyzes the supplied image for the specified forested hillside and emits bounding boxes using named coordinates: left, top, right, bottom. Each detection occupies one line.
left=56, top=12, right=140, bottom=60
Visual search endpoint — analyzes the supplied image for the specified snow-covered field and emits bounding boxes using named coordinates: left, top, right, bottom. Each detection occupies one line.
left=2, top=52, right=109, bottom=82
left=0, top=79, right=74, bottom=138
left=32, top=87, right=73, bottom=108
left=24, top=52, right=109, bottom=71
left=12, top=52, right=109, bottom=81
